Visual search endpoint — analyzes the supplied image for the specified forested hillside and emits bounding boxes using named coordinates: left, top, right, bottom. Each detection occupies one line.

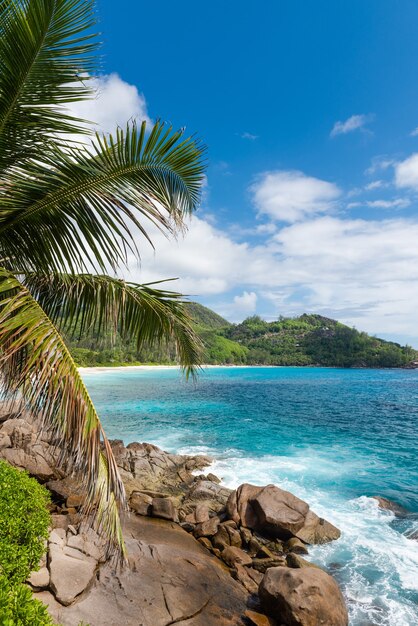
left=67, top=304, right=417, bottom=368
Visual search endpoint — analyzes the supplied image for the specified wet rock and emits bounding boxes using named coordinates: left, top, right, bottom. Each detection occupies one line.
left=372, top=496, right=409, bottom=518
left=259, top=566, right=348, bottom=626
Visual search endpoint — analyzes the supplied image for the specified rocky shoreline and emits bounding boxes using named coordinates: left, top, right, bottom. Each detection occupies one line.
left=0, top=406, right=349, bottom=625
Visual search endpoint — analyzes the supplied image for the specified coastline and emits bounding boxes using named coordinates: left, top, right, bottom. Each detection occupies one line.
left=78, top=364, right=280, bottom=373
left=78, top=363, right=417, bottom=373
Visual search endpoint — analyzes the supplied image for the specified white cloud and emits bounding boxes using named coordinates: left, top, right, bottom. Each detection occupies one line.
left=395, top=153, right=418, bottom=191
left=331, top=114, right=373, bottom=137
left=366, top=198, right=410, bottom=209
left=120, top=210, right=418, bottom=342
left=240, top=132, right=258, bottom=140
left=348, top=198, right=410, bottom=209
left=250, top=170, right=341, bottom=223
left=66, top=73, right=152, bottom=141
left=365, top=180, right=386, bottom=191
left=366, top=156, right=396, bottom=176
left=233, top=291, right=258, bottom=313
left=410, top=127, right=418, bottom=137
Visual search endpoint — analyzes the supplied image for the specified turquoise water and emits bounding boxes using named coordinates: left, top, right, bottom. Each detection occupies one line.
left=82, top=366, right=418, bottom=626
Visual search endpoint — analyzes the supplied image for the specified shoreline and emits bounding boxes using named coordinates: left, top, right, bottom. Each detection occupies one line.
left=78, top=364, right=281, bottom=373
left=78, top=363, right=417, bottom=373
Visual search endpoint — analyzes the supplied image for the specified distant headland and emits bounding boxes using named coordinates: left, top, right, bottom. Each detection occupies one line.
left=68, top=303, right=417, bottom=369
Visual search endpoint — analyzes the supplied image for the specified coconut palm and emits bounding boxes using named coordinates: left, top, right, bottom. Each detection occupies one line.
left=0, top=0, right=205, bottom=556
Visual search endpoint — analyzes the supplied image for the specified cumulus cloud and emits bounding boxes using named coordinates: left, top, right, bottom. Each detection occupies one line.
left=250, top=170, right=341, bottom=222
left=66, top=73, right=152, bottom=141
left=120, top=210, right=418, bottom=342
left=395, top=153, right=418, bottom=190
left=233, top=291, right=258, bottom=313
left=331, top=114, right=373, bottom=137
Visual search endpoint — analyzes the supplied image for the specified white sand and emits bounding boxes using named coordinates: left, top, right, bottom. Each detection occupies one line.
left=77, top=364, right=259, bottom=373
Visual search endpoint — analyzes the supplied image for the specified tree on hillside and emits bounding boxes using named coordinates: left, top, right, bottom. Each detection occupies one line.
left=0, top=0, right=205, bottom=556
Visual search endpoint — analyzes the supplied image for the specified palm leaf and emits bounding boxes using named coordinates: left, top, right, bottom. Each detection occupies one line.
left=0, top=121, right=206, bottom=274
left=24, top=272, right=203, bottom=377
left=0, top=267, right=125, bottom=557
left=0, top=0, right=98, bottom=170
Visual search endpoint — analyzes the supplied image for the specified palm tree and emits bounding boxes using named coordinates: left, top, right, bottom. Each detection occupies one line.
left=0, top=0, right=205, bottom=556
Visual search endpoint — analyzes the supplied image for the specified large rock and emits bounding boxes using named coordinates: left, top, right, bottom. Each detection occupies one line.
left=0, top=416, right=58, bottom=480
left=27, top=567, right=50, bottom=589
left=38, top=516, right=249, bottom=625
left=252, top=485, right=309, bottom=537
left=226, top=484, right=263, bottom=528
left=152, top=496, right=179, bottom=522
left=372, top=496, right=409, bottom=518
left=259, top=566, right=348, bottom=626
left=49, top=544, right=97, bottom=606
left=295, top=510, right=340, bottom=544
left=226, top=483, right=340, bottom=544
left=111, top=439, right=212, bottom=498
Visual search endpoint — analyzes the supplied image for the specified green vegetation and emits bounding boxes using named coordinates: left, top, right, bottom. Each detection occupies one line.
left=0, top=460, right=54, bottom=625
left=0, top=0, right=205, bottom=555
left=224, top=314, right=417, bottom=367
left=68, top=305, right=417, bottom=368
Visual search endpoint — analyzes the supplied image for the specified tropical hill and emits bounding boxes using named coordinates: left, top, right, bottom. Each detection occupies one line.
left=67, top=302, right=417, bottom=368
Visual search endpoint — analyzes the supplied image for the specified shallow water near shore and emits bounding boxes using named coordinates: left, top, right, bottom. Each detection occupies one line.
left=82, top=366, right=418, bottom=626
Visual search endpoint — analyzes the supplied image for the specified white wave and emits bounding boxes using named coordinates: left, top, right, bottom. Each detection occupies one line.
left=183, top=450, right=418, bottom=626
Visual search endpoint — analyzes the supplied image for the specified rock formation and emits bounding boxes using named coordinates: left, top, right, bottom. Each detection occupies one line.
left=0, top=407, right=348, bottom=626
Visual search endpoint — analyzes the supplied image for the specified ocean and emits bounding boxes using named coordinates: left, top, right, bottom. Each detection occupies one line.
left=81, top=366, right=418, bottom=626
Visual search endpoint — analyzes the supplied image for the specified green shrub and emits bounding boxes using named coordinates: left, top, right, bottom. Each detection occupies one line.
left=0, top=460, right=50, bottom=584
left=0, top=460, right=53, bottom=624
left=0, top=576, right=55, bottom=625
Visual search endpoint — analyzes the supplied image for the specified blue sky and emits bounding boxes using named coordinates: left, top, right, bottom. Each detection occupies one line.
left=77, top=1, right=418, bottom=345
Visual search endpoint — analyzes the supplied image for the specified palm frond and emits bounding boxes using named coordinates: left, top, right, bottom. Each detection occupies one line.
left=0, top=121, right=206, bottom=274
left=0, top=267, right=126, bottom=557
left=24, top=272, right=203, bottom=377
left=0, top=0, right=98, bottom=169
